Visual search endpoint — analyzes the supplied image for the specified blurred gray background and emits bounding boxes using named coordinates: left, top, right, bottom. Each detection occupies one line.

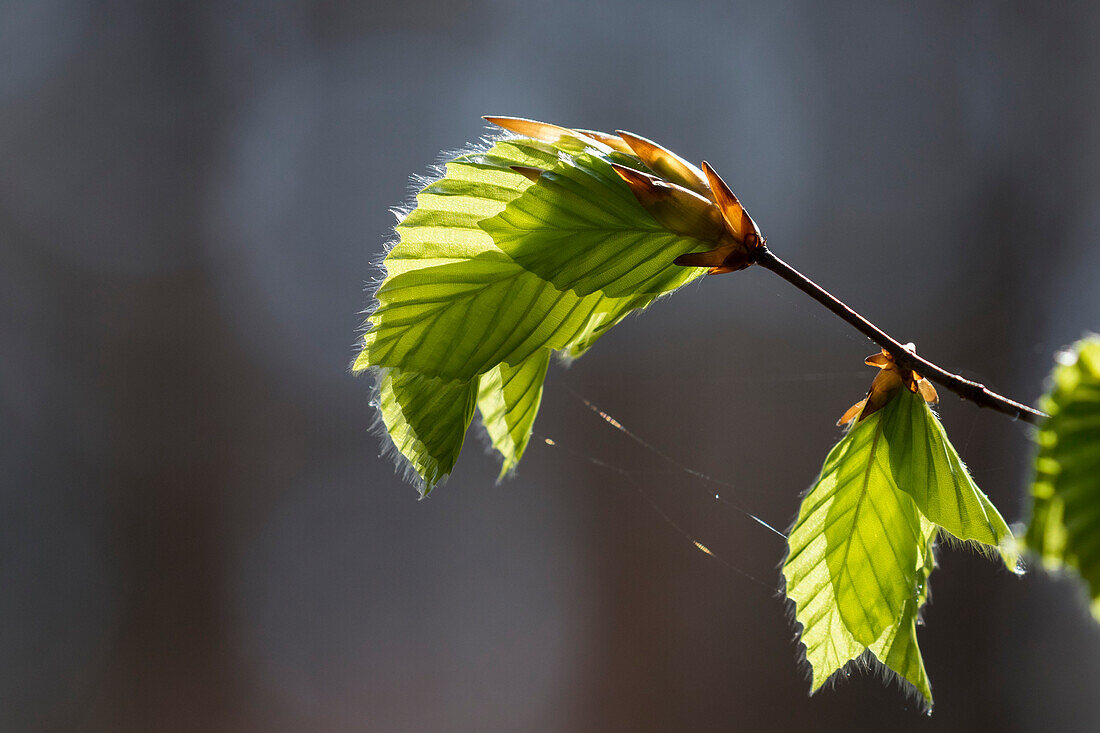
left=3, top=0, right=1100, bottom=730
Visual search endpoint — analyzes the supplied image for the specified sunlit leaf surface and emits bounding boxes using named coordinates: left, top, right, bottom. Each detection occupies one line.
left=882, top=389, right=1017, bottom=569
left=375, top=370, right=478, bottom=490
left=481, top=152, right=711, bottom=297
left=784, top=385, right=1016, bottom=711
left=356, top=128, right=718, bottom=492
left=476, top=349, right=551, bottom=478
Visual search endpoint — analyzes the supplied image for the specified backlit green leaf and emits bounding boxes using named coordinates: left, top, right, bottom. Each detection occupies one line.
left=821, top=411, right=924, bottom=647
left=784, top=408, right=936, bottom=710
left=375, top=370, right=478, bottom=491
left=481, top=152, right=710, bottom=297
left=866, top=519, right=936, bottom=707
left=363, top=252, right=612, bottom=380
left=477, top=349, right=551, bottom=478
left=1025, top=336, right=1100, bottom=621
left=784, top=385, right=1015, bottom=711
left=356, top=129, right=715, bottom=490
left=881, top=388, right=1018, bottom=570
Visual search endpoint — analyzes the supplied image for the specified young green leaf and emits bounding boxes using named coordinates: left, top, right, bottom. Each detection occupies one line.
left=356, top=122, right=747, bottom=491
left=480, top=152, right=712, bottom=297
left=784, top=353, right=1017, bottom=711
left=1025, top=336, right=1100, bottom=621
left=866, top=518, right=937, bottom=707
left=881, top=388, right=1018, bottom=570
left=821, top=410, right=924, bottom=647
left=362, top=252, right=618, bottom=380
left=476, top=349, right=551, bottom=478
left=784, top=408, right=937, bottom=710
left=375, top=370, right=479, bottom=491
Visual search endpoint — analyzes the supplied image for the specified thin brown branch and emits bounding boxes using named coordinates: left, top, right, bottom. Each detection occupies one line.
left=753, top=247, right=1048, bottom=426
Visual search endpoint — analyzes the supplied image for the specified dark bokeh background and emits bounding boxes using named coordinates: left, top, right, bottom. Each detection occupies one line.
left=3, top=0, right=1100, bottom=730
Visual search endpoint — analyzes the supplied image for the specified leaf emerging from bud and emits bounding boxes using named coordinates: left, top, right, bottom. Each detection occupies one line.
left=667, top=162, right=765, bottom=274
left=839, top=347, right=939, bottom=425
left=610, top=163, right=725, bottom=240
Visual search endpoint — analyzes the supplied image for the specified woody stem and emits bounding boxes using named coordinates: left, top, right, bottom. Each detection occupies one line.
left=753, top=246, right=1048, bottom=426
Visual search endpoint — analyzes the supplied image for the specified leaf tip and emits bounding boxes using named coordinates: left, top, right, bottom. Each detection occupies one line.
left=573, top=127, right=634, bottom=154
left=483, top=115, right=608, bottom=152
left=616, top=129, right=711, bottom=196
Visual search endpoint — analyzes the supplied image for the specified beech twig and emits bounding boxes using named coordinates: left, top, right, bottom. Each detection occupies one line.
left=753, top=247, right=1048, bottom=426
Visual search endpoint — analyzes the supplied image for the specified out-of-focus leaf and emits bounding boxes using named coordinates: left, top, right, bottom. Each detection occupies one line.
left=1025, top=336, right=1100, bottom=621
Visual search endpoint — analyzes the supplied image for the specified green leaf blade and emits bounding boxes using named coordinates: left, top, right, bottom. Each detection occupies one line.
left=363, top=255, right=626, bottom=380
left=783, top=482, right=865, bottom=692
left=477, top=349, right=551, bottom=477
left=375, top=369, right=479, bottom=495
left=866, top=514, right=937, bottom=709
left=821, top=413, right=922, bottom=645
left=357, top=130, right=719, bottom=488
left=881, top=389, right=1017, bottom=570
left=784, top=408, right=935, bottom=710
left=481, top=152, right=710, bottom=298
left=785, top=381, right=1017, bottom=711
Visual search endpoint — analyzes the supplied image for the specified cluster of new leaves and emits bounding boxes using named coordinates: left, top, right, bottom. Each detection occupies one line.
left=1026, top=336, right=1100, bottom=620
left=783, top=352, right=1018, bottom=712
left=355, top=120, right=737, bottom=492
